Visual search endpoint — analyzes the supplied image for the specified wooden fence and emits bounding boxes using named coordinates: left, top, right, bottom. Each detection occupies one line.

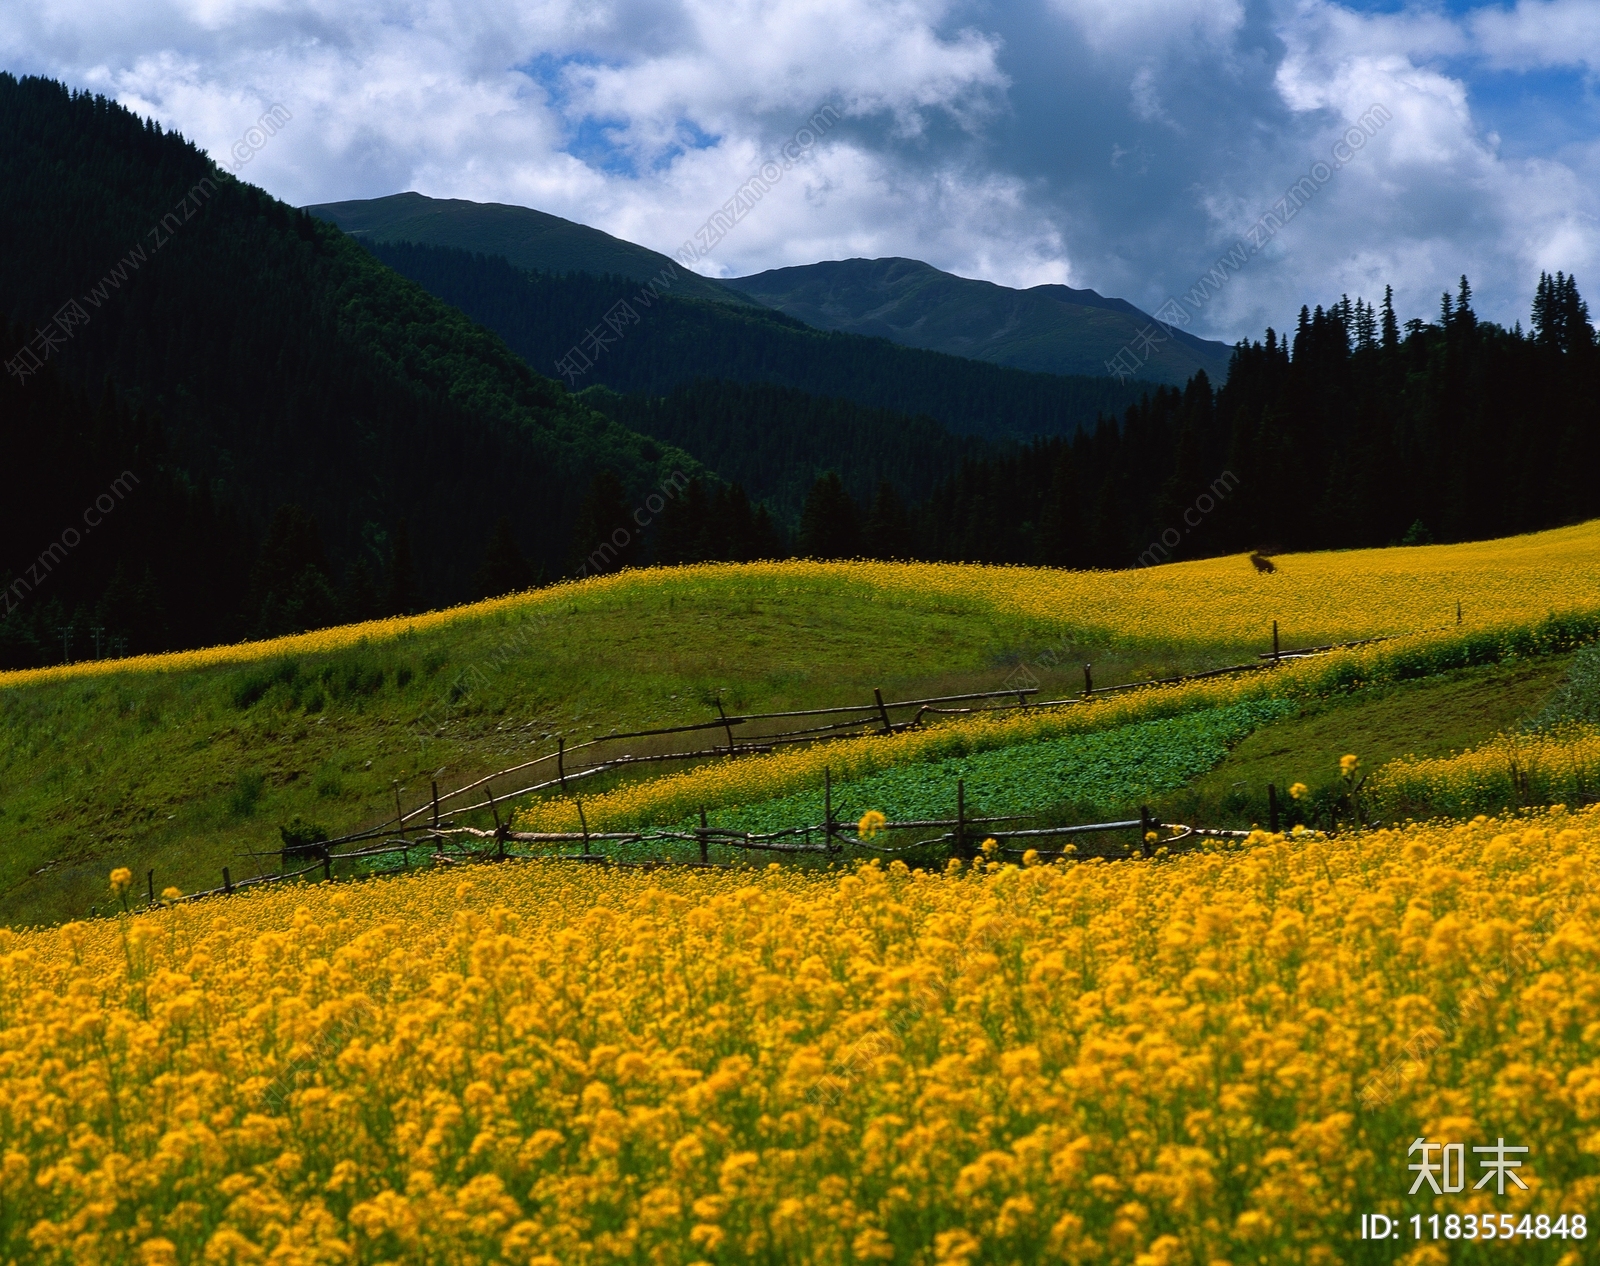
left=163, top=621, right=1412, bottom=904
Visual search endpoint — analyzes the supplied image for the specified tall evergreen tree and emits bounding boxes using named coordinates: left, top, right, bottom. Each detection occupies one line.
left=797, top=473, right=862, bottom=560
left=473, top=516, right=536, bottom=597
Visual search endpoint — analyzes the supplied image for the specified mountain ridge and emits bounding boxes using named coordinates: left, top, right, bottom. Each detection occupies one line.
left=305, top=191, right=755, bottom=308
left=721, top=256, right=1233, bottom=386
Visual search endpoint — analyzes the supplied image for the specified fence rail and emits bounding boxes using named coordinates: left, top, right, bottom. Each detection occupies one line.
left=166, top=618, right=1425, bottom=907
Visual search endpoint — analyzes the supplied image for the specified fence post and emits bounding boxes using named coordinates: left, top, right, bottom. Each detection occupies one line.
left=558, top=736, right=567, bottom=793
left=147, top=869, right=154, bottom=907
left=576, top=797, right=592, bottom=856
left=874, top=688, right=893, bottom=734
left=716, top=698, right=736, bottom=754
left=1272, top=620, right=1280, bottom=662
left=824, top=768, right=834, bottom=847
left=487, top=785, right=506, bottom=860
left=392, top=780, right=404, bottom=831
left=1139, top=806, right=1154, bottom=858
left=1268, top=783, right=1280, bottom=833
left=699, top=806, right=709, bottom=864
left=956, top=779, right=967, bottom=860
left=431, top=779, right=440, bottom=829
left=323, top=850, right=332, bottom=882
left=1457, top=601, right=1462, bottom=625
left=1083, top=663, right=1093, bottom=697
left=223, top=867, right=233, bottom=894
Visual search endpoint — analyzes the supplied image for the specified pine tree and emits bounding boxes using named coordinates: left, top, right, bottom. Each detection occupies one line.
left=569, top=470, right=643, bottom=575
left=863, top=481, right=915, bottom=560
left=473, top=516, right=536, bottom=597
left=797, top=473, right=862, bottom=559
left=1381, top=285, right=1399, bottom=349
left=386, top=519, right=418, bottom=616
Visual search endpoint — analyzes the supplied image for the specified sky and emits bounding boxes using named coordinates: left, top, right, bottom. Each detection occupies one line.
left=4, top=0, right=1596, bottom=343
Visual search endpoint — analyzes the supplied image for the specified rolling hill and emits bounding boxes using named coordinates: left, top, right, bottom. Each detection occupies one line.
left=722, top=256, right=1235, bottom=386
left=305, top=191, right=754, bottom=307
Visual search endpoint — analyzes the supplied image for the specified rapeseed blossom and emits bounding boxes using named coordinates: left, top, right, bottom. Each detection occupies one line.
left=7, top=518, right=1597, bottom=691
left=4, top=808, right=1591, bottom=1262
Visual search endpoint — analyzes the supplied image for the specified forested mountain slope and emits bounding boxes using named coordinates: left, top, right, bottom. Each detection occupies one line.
left=358, top=239, right=1150, bottom=440
left=0, top=75, right=691, bottom=666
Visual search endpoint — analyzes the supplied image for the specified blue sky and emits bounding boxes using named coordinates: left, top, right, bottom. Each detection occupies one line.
left=4, top=0, right=1595, bottom=342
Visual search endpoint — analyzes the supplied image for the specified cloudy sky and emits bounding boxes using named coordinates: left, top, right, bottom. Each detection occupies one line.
left=5, top=0, right=1596, bottom=342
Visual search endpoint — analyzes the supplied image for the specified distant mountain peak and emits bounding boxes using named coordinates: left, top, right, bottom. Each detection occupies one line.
left=722, top=256, right=1231, bottom=386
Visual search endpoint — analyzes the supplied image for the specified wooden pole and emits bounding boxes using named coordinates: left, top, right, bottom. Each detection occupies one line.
left=558, top=737, right=567, bottom=793
left=323, top=851, right=332, bottom=881
left=956, top=779, right=966, bottom=860
left=1268, top=783, right=1280, bottom=833
left=716, top=699, right=736, bottom=754
left=1273, top=620, right=1280, bottom=662
left=699, top=806, right=709, bottom=864
left=576, top=797, right=592, bottom=855
left=1083, top=663, right=1093, bottom=697
left=392, top=781, right=404, bottom=831
left=147, top=869, right=154, bottom=907
left=824, top=767, right=833, bottom=845
left=431, top=779, right=440, bottom=829
left=486, top=784, right=505, bottom=859
left=1139, top=807, right=1154, bottom=858
left=223, top=867, right=233, bottom=894
left=1457, top=601, right=1462, bottom=625
left=873, top=688, right=893, bottom=734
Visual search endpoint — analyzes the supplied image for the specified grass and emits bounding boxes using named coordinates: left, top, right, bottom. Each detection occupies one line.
left=0, top=571, right=1251, bottom=927
left=4, top=518, right=1596, bottom=929
left=1150, top=654, right=1574, bottom=829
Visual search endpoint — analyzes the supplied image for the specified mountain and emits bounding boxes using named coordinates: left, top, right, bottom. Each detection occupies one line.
left=0, top=75, right=693, bottom=666
left=721, top=257, right=1234, bottom=386
left=305, top=191, right=754, bottom=308
left=357, top=239, right=1150, bottom=440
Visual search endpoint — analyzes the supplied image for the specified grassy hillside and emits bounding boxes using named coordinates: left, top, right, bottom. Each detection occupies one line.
left=3, top=520, right=1597, bottom=926
left=723, top=256, right=1234, bottom=386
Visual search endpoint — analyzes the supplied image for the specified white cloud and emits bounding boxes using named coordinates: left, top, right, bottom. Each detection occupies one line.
left=1, top=0, right=1596, bottom=343
left=1471, top=0, right=1600, bottom=73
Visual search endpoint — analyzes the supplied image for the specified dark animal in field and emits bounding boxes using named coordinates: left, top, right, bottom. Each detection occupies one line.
left=1249, top=551, right=1277, bottom=573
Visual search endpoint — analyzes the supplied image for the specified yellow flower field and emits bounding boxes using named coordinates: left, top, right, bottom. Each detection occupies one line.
left=1370, top=725, right=1600, bottom=820
left=9, top=809, right=1599, bottom=1263
left=517, top=614, right=1599, bottom=833
left=5, top=519, right=1597, bottom=692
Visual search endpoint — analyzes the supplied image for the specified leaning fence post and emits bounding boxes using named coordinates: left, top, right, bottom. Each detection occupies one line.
left=1268, top=783, right=1280, bottom=833
left=558, top=736, right=567, bottom=793
left=873, top=688, right=893, bottom=734
left=576, top=797, right=592, bottom=856
left=1273, top=620, right=1280, bottom=662
left=323, top=850, right=332, bottom=882
left=1139, top=806, right=1154, bottom=858
left=147, top=869, right=155, bottom=907
left=1083, top=663, right=1093, bottom=697
left=223, top=867, right=233, bottom=894
left=824, top=767, right=834, bottom=846
left=698, top=806, right=709, bottom=864
left=486, top=785, right=506, bottom=859
left=716, top=698, right=736, bottom=754
left=431, top=779, right=440, bottom=829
